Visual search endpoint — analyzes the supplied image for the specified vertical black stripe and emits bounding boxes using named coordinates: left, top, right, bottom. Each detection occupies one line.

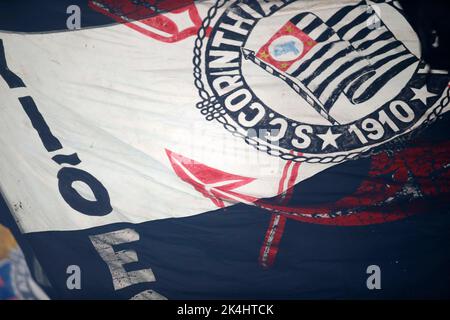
left=289, top=12, right=311, bottom=25
left=326, top=2, right=362, bottom=27
left=313, top=56, right=367, bottom=98
left=19, top=96, right=63, bottom=152
left=370, top=50, right=414, bottom=71
left=302, top=17, right=322, bottom=34
left=352, top=56, right=417, bottom=103
left=315, top=28, right=335, bottom=42
left=302, top=47, right=352, bottom=86
left=291, top=42, right=336, bottom=77
left=335, top=11, right=368, bottom=38
left=349, top=24, right=379, bottom=43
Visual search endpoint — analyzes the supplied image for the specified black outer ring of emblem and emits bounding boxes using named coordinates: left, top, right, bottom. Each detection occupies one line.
left=194, top=0, right=450, bottom=162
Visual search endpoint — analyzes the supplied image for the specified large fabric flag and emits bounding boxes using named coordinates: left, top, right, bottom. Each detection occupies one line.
left=244, top=1, right=418, bottom=123
left=0, top=0, right=449, bottom=299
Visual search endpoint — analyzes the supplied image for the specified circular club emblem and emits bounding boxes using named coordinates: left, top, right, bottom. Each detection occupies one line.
left=193, top=0, right=450, bottom=163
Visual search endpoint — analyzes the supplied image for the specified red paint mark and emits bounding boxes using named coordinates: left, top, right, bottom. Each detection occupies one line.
left=89, top=0, right=211, bottom=43
left=166, top=149, right=257, bottom=208
left=259, top=153, right=302, bottom=268
left=283, top=161, right=301, bottom=203
left=277, top=159, right=292, bottom=195
left=167, top=140, right=450, bottom=268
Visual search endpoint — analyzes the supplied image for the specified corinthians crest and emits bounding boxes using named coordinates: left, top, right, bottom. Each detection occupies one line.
left=193, top=0, right=450, bottom=163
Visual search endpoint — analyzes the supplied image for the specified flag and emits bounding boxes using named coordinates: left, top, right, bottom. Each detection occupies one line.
left=247, top=1, right=418, bottom=117
left=0, top=0, right=449, bottom=300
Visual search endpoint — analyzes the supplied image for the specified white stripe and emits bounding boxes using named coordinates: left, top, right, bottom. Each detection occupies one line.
left=320, top=110, right=329, bottom=119
left=262, top=214, right=281, bottom=261
left=332, top=6, right=366, bottom=34
left=318, top=58, right=372, bottom=103
left=352, top=53, right=417, bottom=99
left=0, top=86, right=29, bottom=98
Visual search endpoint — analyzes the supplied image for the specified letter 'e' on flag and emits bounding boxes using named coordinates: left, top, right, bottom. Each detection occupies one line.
left=256, top=21, right=317, bottom=72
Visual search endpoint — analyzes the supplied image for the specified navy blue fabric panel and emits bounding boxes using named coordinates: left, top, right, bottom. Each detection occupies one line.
left=0, top=0, right=449, bottom=300
left=23, top=203, right=450, bottom=299
left=0, top=1, right=197, bottom=33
